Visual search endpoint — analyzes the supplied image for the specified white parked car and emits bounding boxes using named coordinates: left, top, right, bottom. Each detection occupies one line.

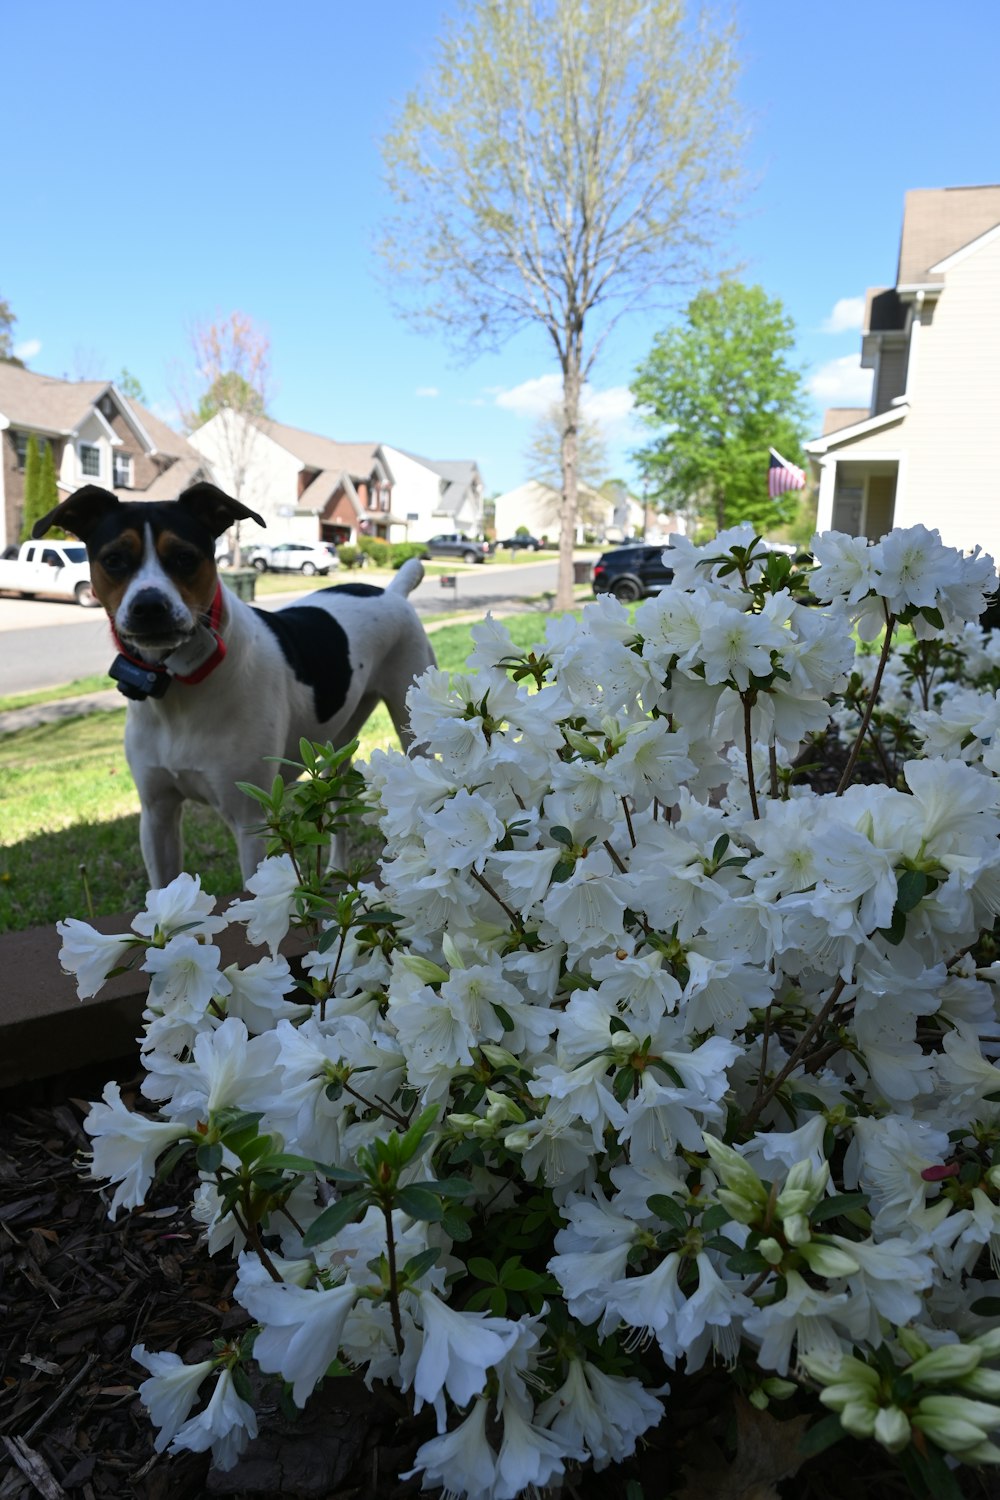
left=247, top=541, right=339, bottom=575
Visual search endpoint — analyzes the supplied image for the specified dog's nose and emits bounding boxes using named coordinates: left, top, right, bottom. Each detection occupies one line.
left=127, top=588, right=174, bottom=625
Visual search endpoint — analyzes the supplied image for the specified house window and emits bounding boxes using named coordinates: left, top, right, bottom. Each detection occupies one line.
left=80, top=443, right=100, bottom=477
left=113, top=452, right=133, bottom=488
left=13, top=432, right=47, bottom=469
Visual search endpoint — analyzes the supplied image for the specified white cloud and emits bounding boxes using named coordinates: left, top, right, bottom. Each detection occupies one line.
left=821, top=297, right=865, bottom=334
left=494, top=373, right=563, bottom=418
left=494, top=374, right=636, bottom=438
left=14, top=338, right=41, bottom=361
left=808, top=355, right=873, bottom=406
left=415, top=386, right=439, bottom=398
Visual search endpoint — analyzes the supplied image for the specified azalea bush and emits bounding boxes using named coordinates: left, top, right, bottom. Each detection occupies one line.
left=60, top=521, right=1000, bottom=1498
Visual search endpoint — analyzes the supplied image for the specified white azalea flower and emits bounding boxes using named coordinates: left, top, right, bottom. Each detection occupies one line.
left=168, top=1365, right=258, bottom=1471
left=132, top=1344, right=216, bottom=1451
left=226, top=853, right=300, bottom=953
left=85, top=1082, right=192, bottom=1217
left=405, top=1397, right=497, bottom=1496
left=407, top=1288, right=520, bottom=1420
left=56, top=918, right=135, bottom=999
left=132, top=871, right=225, bottom=940
left=237, top=1272, right=359, bottom=1406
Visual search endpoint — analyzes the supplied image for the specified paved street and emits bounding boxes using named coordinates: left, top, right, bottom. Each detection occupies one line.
left=0, top=559, right=575, bottom=698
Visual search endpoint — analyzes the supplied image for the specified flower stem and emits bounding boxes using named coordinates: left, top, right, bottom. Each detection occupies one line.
left=381, top=1200, right=404, bottom=1356
left=743, top=976, right=848, bottom=1131
left=836, top=608, right=896, bottom=796
left=742, top=694, right=760, bottom=820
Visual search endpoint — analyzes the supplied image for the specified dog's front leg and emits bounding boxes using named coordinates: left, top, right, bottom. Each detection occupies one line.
left=233, top=824, right=267, bottom=884
left=138, top=785, right=185, bottom=890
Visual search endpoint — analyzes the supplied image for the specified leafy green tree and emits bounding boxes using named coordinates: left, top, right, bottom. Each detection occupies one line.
left=0, top=296, right=25, bottom=367
left=20, top=435, right=41, bottom=540
left=117, top=368, right=148, bottom=404
left=379, top=0, right=743, bottom=607
left=38, top=441, right=59, bottom=530
left=630, top=281, right=809, bottom=535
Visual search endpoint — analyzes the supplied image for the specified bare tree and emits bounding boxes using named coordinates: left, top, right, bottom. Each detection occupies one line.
left=379, top=0, right=743, bottom=606
left=179, top=312, right=272, bottom=564
left=525, top=402, right=609, bottom=493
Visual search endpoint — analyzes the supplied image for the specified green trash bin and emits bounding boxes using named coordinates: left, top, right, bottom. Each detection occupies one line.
left=220, top=568, right=258, bottom=602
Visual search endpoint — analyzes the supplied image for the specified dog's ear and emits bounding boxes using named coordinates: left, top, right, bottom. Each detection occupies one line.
left=33, top=485, right=119, bottom=541
left=177, top=482, right=266, bottom=538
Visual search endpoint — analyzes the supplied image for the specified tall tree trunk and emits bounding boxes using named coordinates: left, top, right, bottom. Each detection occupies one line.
left=557, top=352, right=582, bottom=610
left=715, top=489, right=726, bottom=533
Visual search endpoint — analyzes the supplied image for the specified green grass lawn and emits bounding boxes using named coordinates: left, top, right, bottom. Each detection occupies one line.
left=0, top=608, right=569, bottom=932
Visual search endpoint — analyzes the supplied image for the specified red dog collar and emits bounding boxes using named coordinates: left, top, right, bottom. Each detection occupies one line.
left=110, top=583, right=227, bottom=690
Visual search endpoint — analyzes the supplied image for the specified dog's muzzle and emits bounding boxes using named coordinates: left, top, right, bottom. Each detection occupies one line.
left=116, top=587, right=194, bottom=652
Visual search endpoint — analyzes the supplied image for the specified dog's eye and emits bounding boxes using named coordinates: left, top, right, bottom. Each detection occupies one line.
left=100, top=550, right=131, bottom=576
left=167, top=547, right=202, bottom=574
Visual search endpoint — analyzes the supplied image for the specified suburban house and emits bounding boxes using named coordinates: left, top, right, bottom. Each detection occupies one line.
left=806, top=184, right=1000, bottom=559
left=379, top=446, right=485, bottom=542
left=0, top=364, right=211, bottom=551
left=493, top=478, right=643, bottom=544
left=188, top=414, right=485, bottom=549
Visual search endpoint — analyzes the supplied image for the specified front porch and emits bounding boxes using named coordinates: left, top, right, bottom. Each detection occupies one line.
left=817, top=457, right=899, bottom=540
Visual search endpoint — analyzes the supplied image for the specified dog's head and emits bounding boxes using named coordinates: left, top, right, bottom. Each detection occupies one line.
left=33, top=483, right=265, bottom=657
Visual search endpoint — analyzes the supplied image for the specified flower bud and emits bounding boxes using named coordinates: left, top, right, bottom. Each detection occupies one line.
left=820, top=1382, right=873, bottom=1413
left=838, top=1400, right=877, bottom=1439
left=959, top=1367, right=1000, bottom=1400
left=896, top=1326, right=932, bottom=1362
left=758, top=1237, right=785, bottom=1265
left=479, top=1042, right=520, bottom=1071
left=715, top=1189, right=760, bottom=1225
left=397, top=954, right=449, bottom=984
left=962, top=1439, right=1000, bottom=1465
left=873, top=1406, right=911, bottom=1453
left=907, top=1344, right=982, bottom=1384
left=783, top=1213, right=811, bottom=1246
left=702, top=1134, right=767, bottom=1203
left=798, top=1239, right=860, bottom=1278
left=971, top=1327, right=1000, bottom=1360
left=802, top=1352, right=879, bottom=1390
left=762, top=1377, right=797, bottom=1400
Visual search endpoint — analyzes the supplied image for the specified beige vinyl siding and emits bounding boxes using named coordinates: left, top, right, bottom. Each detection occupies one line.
left=897, top=234, right=1000, bottom=558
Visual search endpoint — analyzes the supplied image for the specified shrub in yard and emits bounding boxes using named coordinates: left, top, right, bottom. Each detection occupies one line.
left=63, top=522, right=1000, bottom=1498
left=358, top=537, right=390, bottom=567
left=337, top=544, right=361, bottom=569
left=391, top=541, right=430, bottom=569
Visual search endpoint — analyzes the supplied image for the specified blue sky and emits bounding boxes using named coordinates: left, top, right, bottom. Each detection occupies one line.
left=3, top=1, right=998, bottom=497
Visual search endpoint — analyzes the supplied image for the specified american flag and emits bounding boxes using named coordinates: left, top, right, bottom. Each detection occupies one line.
left=768, top=448, right=806, bottom=499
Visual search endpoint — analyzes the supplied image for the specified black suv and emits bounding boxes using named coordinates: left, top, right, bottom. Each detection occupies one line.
left=591, top=543, right=673, bottom=602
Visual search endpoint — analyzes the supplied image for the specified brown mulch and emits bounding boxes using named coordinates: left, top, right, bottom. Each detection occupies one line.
left=4, top=1060, right=992, bottom=1500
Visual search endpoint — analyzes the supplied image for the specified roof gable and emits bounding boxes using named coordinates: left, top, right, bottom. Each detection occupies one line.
left=898, top=185, right=1000, bottom=285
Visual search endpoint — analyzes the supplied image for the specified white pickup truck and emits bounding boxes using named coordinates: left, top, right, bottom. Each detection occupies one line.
left=0, top=540, right=99, bottom=607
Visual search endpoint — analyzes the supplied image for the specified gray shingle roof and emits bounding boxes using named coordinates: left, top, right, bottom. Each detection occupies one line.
left=0, top=363, right=200, bottom=461
left=897, top=185, right=1000, bottom=285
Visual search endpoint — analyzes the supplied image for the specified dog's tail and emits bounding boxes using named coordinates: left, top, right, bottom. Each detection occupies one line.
left=387, top=557, right=425, bottom=597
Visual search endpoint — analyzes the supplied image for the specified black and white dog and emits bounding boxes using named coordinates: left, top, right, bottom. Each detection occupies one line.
left=35, top=482, right=436, bottom=887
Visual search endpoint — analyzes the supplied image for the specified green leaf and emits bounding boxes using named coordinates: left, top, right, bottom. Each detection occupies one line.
left=196, top=1142, right=223, bottom=1173
left=402, top=1247, right=441, bottom=1281
left=399, top=1105, right=441, bottom=1165
left=647, top=1194, right=688, bottom=1231
left=302, top=1192, right=369, bottom=1248
left=258, top=1152, right=322, bottom=1175
left=797, top=1413, right=846, bottom=1459
left=468, top=1256, right=500, bottom=1284
left=895, top=868, right=928, bottom=913
left=549, top=825, right=574, bottom=846
left=971, top=1296, right=1000, bottom=1316
left=809, top=1191, right=869, bottom=1225
left=395, top=1186, right=446, bottom=1221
